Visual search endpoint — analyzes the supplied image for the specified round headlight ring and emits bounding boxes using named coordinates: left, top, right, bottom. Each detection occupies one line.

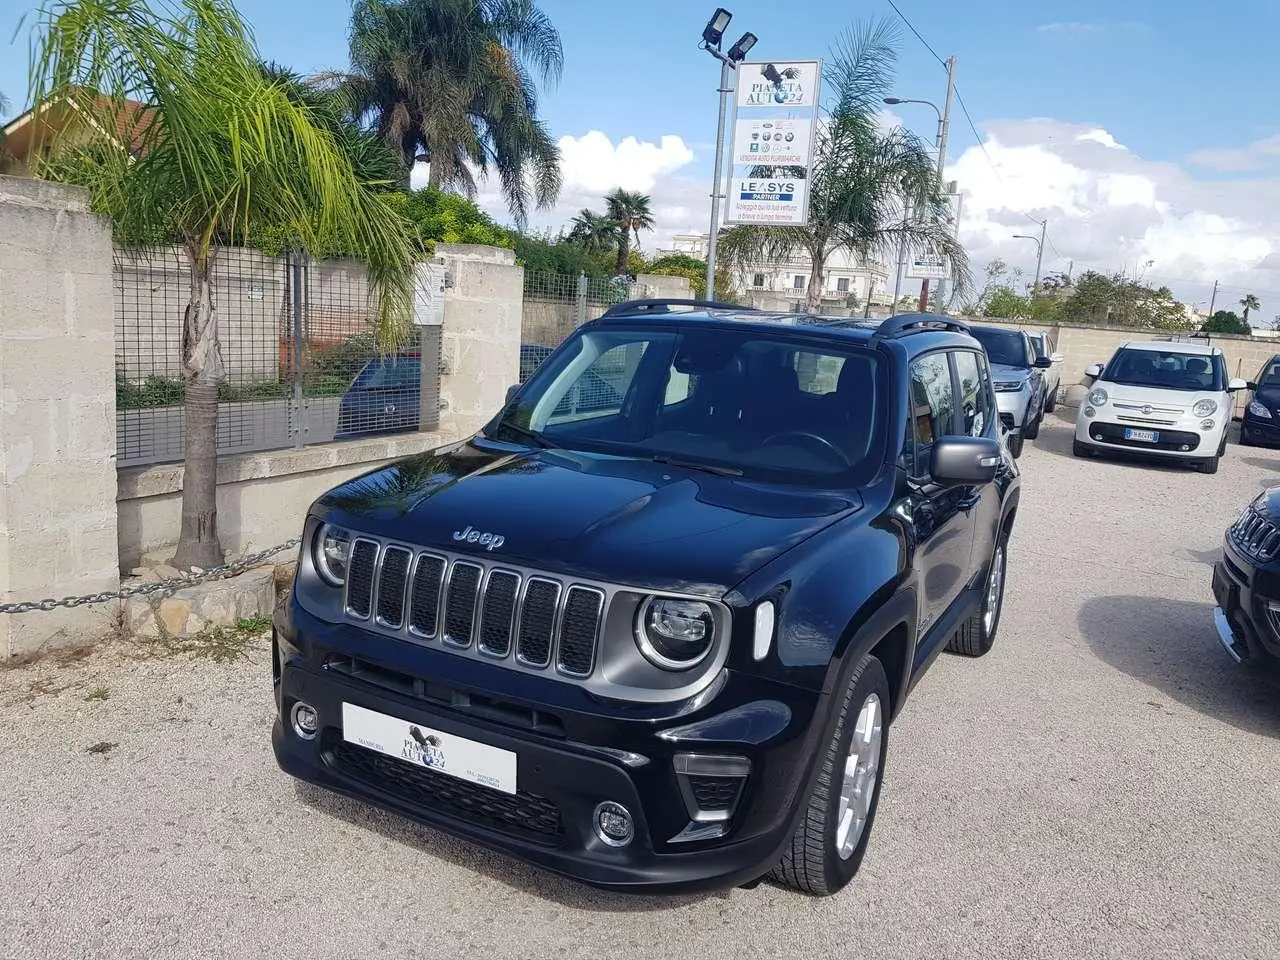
left=635, top=597, right=716, bottom=671
left=315, top=523, right=353, bottom=586
left=1193, top=399, right=1218, bottom=418
left=1087, top=388, right=1108, bottom=407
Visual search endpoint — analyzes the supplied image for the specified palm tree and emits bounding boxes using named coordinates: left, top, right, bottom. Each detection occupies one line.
left=1241, top=293, right=1261, bottom=324
left=330, top=0, right=564, bottom=228
left=29, top=0, right=420, bottom=571
left=719, top=18, right=970, bottom=313
left=605, top=189, right=654, bottom=275
left=567, top=209, right=620, bottom=256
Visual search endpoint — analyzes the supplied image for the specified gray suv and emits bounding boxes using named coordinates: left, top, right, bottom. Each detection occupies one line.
left=968, top=325, right=1051, bottom=458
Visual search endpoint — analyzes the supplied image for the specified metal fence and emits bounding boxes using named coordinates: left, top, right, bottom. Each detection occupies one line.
left=114, top=243, right=440, bottom=469
left=520, top=270, right=633, bottom=348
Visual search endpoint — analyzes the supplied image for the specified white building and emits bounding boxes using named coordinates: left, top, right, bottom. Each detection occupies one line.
left=659, top=233, right=894, bottom=313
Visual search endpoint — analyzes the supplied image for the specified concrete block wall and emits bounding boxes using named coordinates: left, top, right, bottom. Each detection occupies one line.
left=0, top=176, right=121, bottom=658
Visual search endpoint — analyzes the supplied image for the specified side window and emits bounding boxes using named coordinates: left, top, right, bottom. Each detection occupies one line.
left=904, top=353, right=957, bottom=476
left=953, top=350, right=992, bottom=437
left=546, top=343, right=640, bottom=424
left=663, top=367, right=698, bottom=406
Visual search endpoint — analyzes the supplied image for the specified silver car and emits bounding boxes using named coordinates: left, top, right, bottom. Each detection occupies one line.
left=1025, top=330, right=1064, bottom=413
left=968, top=325, right=1051, bottom=458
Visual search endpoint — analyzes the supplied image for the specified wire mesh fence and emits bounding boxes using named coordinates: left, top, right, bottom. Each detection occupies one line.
left=114, top=244, right=440, bottom=468
left=520, top=270, right=633, bottom=349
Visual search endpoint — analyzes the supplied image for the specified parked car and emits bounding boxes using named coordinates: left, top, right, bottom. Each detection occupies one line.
left=1239, top=354, right=1280, bottom=448
left=967, top=324, right=1051, bottom=458
left=1212, top=485, right=1280, bottom=666
left=1024, top=330, right=1064, bottom=413
left=333, top=350, right=422, bottom=441
left=271, top=304, right=1021, bottom=897
left=1074, top=339, right=1246, bottom=473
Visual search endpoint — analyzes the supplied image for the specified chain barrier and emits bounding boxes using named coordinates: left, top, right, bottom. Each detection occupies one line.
left=0, top=538, right=302, bottom=615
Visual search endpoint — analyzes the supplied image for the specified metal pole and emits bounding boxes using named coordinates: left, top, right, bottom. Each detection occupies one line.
left=1207, top=279, right=1219, bottom=318
left=705, top=56, right=734, bottom=299
left=1030, top=219, right=1046, bottom=300
left=291, top=245, right=305, bottom=449
left=892, top=197, right=910, bottom=310
left=919, top=55, right=956, bottom=312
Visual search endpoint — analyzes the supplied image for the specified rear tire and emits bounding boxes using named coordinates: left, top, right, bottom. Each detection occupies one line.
left=770, top=654, right=890, bottom=896
left=948, top=524, right=1009, bottom=657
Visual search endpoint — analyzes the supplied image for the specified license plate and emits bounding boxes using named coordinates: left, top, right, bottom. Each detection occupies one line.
left=1124, top=428, right=1159, bottom=443
left=342, top=702, right=517, bottom=795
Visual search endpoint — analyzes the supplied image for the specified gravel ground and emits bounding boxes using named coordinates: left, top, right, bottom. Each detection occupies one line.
left=4, top=412, right=1280, bottom=960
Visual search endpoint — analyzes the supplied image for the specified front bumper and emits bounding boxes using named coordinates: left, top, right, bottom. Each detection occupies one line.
left=271, top=600, right=827, bottom=893
left=1074, top=411, right=1222, bottom=459
left=994, top=389, right=1031, bottom=433
left=1241, top=413, right=1280, bottom=447
left=1211, top=539, right=1280, bottom=664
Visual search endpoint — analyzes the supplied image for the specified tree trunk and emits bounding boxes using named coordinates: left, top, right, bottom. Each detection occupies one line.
left=805, top=250, right=827, bottom=313
left=615, top=235, right=630, bottom=275
left=171, top=244, right=226, bottom=571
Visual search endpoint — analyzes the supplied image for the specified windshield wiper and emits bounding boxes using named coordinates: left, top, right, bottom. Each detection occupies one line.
left=647, top=454, right=743, bottom=477
left=491, top=418, right=558, bottom=449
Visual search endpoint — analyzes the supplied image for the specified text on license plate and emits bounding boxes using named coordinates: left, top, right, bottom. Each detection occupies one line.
left=342, top=702, right=517, bottom=794
left=1124, top=428, right=1159, bottom=443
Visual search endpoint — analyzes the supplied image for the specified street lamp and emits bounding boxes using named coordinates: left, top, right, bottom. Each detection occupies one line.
left=699, top=7, right=762, bottom=299
left=884, top=55, right=957, bottom=312
left=1013, top=221, right=1047, bottom=300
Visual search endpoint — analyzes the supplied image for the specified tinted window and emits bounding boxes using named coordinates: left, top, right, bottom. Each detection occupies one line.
left=1256, top=358, right=1280, bottom=385
left=1102, top=347, right=1226, bottom=391
left=971, top=328, right=1031, bottom=367
left=353, top=355, right=420, bottom=390
left=904, top=353, right=957, bottom=476
left=496, top=328, right=887, bottom=486
left=953, top=350, right=992, bottom=437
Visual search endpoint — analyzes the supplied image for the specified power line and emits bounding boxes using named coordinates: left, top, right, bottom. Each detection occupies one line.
left=884, top=0, right=947, bottom=67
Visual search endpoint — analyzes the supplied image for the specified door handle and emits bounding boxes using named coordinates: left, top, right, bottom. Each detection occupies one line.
left=958, top=490, right=981, bottom=510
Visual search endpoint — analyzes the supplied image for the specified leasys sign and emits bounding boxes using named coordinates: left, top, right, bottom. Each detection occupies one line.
left=905, top=252, right=948, bottom=281
left=725, top=60, right=822, bottom=228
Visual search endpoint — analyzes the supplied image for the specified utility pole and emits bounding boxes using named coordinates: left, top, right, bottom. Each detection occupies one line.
left=704, top=55, right=734, bottom=299
left=892, top=197, right=911, bottom=309
left=1206, top=279, right=1219, bottom=319
left=1030, top=218, right=1046, bottom=300
left=918, top=55, right=956, bottom=313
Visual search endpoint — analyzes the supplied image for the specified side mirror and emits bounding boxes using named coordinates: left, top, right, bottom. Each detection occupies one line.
left=505, top=384, right=520, bottom=405
left=1051, top=352, right=1064, bottom=364
left=1247, top=381, right=1258, bottom=391
left=1034, top=356, right=1053, bottom=369
left=930, top=436, right=1002, bottom=487
left=1084, top=363, right=1104, bottom=379
left=1228, top=378, right=1248, bottom=392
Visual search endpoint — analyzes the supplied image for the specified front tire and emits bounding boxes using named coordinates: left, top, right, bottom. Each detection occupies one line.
left=1023, top=404, right=1041, bottom=441
left=1073, top=438, right=1093, bottom=458
left=1007, top=432, right=1025, bottom=458
left=1045, top=386, right=1058, bottom=413
left=1198, top=455, right=1220, bottom=474
left=770, top=655, right=890, bottom=896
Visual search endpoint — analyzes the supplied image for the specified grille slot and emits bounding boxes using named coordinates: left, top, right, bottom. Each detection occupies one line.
left=444, top=562, right=483, bottom=647
left=1231, top=509, right=1280, bottom=561
left=688, top=776, right=744, bottom=812
left=518, top=579, right=561, bottom=667
left=409, top=555, right=446, bottom=637
left=479, top=570, right=520, bottom=656
left=345, top=539, right=379, bottom=618
left=557, top=587, right=603, bottom=676
left=375, top=547, right=412, bottom=628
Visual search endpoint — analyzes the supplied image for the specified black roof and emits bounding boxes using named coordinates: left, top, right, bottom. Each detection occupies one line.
left=592, top=300, right=973, bottom=350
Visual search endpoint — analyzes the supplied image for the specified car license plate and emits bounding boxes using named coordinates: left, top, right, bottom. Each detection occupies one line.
left=1124, top=428, right=1159, bottom=443
left=342, top=702, right=517, bottom=795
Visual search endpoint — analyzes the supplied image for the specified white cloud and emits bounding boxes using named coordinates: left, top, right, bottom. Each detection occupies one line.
left=1037, top=21, right=1148, bottom=36
left=944, top=118, right=1280, bottom=321
left=1187, top=134, right=1280, bottom=173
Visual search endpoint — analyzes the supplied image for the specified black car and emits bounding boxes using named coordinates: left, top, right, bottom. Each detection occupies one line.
left=1213, top=486, right=1280, bottom=666
left=1239, top=355, right=1280, bottom=448
left=271, top=301, right=1022, bottom=897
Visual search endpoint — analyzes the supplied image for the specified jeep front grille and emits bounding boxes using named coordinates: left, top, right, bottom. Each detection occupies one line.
left=344, top=538, right=605, bottom=678
left=1230, top=508, right=1280, bottom=562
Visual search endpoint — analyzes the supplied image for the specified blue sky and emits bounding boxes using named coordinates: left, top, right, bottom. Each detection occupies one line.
left=4, top=0, right=1280, bottom=315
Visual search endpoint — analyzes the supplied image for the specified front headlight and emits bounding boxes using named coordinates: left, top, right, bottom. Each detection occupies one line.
left=1088, top=388, right=1109, bottom=407
left=314, top=523, right=353, bottom=586
left=994, top=379, right=1025, bottom=393
left=1193, top=399, right=1218, bottom=418
left=636, top=597, right=715, bottom=670
left=1249, top=400, right=1273, bottom=419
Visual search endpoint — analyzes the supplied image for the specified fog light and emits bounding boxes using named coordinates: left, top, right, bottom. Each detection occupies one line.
left=1180, top=444, right=1191, bottom=452
left=1201, top=419, right=1215, bottom=430
left=1083, top=406, right=1095, bottom=418
left=291, top=701, right=319, bottom=740
left=593, top=801, right=634, bottom=848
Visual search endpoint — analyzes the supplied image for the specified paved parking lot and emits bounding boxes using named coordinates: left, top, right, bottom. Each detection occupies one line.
left=3, top=411, right=1280, bottom=960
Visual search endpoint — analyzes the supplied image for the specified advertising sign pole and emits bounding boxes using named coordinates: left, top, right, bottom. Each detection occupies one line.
left=704, top=56, right=735, bottom=299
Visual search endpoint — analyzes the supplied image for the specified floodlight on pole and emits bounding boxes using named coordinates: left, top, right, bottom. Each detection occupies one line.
left=727, top=32, right=757, bottom=62
left=703, top=8, right=732, bottom=47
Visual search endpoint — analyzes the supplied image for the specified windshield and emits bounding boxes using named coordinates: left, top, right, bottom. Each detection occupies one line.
left=971, top=328, right=1031, bottom=368
left=1256, top=359, right=1280, bottom=386
left=1102, top=347, right=1226, bottom=391
left=352, top=354, right=420, bottom=390
left=487, top=326, right=887, bottom=485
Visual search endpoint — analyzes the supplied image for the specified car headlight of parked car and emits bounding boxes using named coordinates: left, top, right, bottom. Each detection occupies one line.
left=1192, top=399, right=1218, bottom=418
left=1087, top=388, right=1109, bottom=407
left=636, top=597, right=715, bottom=670
left=314, top=523, right=354, bottom=586
left=1249, top=400, right=1273, bottom=419
left=994, top=379, right=1026, bottom=393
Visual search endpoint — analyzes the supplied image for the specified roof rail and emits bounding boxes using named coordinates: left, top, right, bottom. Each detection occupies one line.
left=873, top=312, right=971, bottom=339
left=599, top=298, right=757, bottom=318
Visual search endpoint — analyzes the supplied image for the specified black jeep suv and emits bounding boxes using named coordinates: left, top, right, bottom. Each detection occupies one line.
left=271, top=301, right=1021, bottom=896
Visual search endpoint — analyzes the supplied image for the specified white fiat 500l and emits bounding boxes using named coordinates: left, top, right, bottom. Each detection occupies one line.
left=1074, top=340, right=1246, bottom=474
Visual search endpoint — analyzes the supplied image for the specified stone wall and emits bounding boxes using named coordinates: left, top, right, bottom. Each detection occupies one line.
left=0, top=176, right=120, bottom=658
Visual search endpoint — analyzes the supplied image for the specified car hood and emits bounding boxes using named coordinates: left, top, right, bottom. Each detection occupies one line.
left=313, top=439, right=862, bottom=598
left=989, top=362, right=1033, bottom=385
left=1251, top=484, right=1280, bottom=521
left=1095, top=379, right=1225, bottom=411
